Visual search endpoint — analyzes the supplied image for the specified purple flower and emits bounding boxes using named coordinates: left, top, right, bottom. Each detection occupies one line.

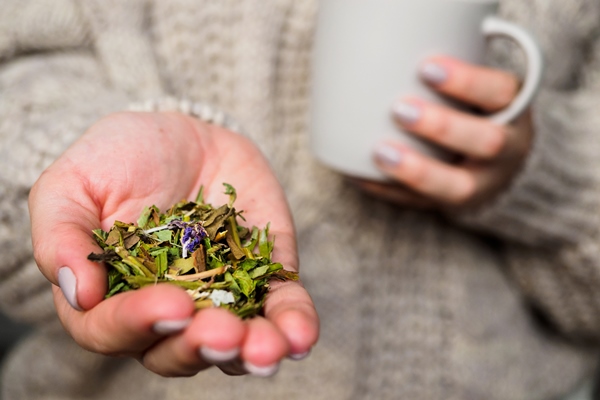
left=144, top=219, right=207, bottom=258
left=180, top=222, right=207, bottom=258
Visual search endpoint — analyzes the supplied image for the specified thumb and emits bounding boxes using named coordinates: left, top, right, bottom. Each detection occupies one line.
left=30, top=169, right=107, bottom=310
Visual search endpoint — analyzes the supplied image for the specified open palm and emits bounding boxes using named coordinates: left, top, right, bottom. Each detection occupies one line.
left=29, top=112, right=318, bottom=377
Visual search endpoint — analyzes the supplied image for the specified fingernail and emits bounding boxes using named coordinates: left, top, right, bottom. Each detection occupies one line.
left=58, top=267, right=82, bottom=311
left=199, top=346, right=240, bottom=364
left=244, top=361, right=280, bottom=377
left=374, top=144, right=403, bottom=167
left=421, top=62, right=448, bottom=85
left=393, top=102, right=421, bottom=125
left=152, top=318, right=192, bottom=335
left=289, top=349, right=311, bottom=361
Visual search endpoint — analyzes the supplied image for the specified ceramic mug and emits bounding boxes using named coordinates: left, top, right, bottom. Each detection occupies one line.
left=310, top=0, right=544, bottom=180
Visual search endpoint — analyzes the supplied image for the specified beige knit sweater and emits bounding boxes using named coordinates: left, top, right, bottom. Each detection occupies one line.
left=1, top=0, right=600, bottom=399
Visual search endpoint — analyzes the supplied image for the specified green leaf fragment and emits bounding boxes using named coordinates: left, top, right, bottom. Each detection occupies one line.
left=233, top=269, right=254, bottom=297
left=87, top=183, right=296, bottom=319
left=154, top=248, right=169, bottom=278
left=172, top=257, right=196, bottom=275
left=136, top=207, right=152, bottom=229
left=242, top=226, right=259, bottom=249
left=259, top=223, right=274, bottom=259
left=106, top=282, right=128, bottom=298
left=92, top=229, right=108, bottom=244
left=223, top=183, right=237, bottom=207
left=195, top=185, right=205, bottom=204
left=248, top=264, right=270, bottom=279
left=153, top=230, right=172, bottom=243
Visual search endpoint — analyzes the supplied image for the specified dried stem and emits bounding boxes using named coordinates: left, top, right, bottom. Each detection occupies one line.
left=166, top=265, right=229, bottom=281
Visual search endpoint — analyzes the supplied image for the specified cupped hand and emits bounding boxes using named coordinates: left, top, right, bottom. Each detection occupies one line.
left=29, top=111, right=319, bottom=377
left=354, top=56, right=533, bottom=210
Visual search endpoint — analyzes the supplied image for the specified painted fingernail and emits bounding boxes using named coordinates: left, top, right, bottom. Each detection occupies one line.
left=58, top=267, right=82, bottom=311
left=421, top=62, right=448, bottom=85
left=289, top=349, right=311, bottom=361
left=393, top=102, right=421, bottom=125
left=152, top=318, right=192, bottom=335
left=199, top=346, right=240, bottom=364
left=374, top=144, right=403, bottom=168
left=244, top=361, right=280, bottom=377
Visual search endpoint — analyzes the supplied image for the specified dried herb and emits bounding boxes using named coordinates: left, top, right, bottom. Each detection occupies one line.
left=88, top=183, right=297, bottom=319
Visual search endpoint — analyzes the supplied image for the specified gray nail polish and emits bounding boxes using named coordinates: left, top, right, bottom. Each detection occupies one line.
left=199, top=346, right=240, bottom=364
left=393, top=102, right=421, bottom=125
left=289, top=349, right=311, bottom=361
left=58, top=267, right=82, bottom=311
left=152, top=318, right=192, bottom=335
left=421, top=62, right=448, bottom=85
left=374, top=145, right=403, bottom=167
left=243, top=361, right=280, bottom=378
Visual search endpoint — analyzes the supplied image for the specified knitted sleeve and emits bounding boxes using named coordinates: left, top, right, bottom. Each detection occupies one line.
left=0, top=1, right=132, bottom=326
left=502, top=85, right=600, bottom=340
left=453, top=31, right=600, bottom=339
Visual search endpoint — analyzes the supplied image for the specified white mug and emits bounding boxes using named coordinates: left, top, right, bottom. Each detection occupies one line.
left=310, top=0, right=544, bottom=180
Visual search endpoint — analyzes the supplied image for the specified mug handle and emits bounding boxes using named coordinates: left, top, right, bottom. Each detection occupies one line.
left=482, top=16, right=544, bottom=124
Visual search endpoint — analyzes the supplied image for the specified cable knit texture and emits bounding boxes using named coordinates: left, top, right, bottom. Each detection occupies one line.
left=1, top=1, right=599, bottom=399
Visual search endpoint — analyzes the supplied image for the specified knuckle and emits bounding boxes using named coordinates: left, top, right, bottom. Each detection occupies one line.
left=75, top=316, right=115, bottom=356
left=73, top=333, right=106, bottom=355
left=481, top=125, right=508, bottom=158
left=141, top=358, right=190, bottom=378
left=427, top=109, right=453, bottom=142
left=403, top=158, right=430, bottom=189
left=451, top=173, right=477, bottom=205
left=454, top=68, right=476, bottom=96
left=495, top=75, right=520, bottom=106
left=145, top=366, right=170, bottom=377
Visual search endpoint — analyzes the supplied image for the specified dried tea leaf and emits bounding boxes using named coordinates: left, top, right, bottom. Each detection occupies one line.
left=87, top=183, right=296, bottom=319
left=88, top=250, right=120, bottom=263
left=226, top=228, right=246, bottom=260
left=193, top=244, right=206, bottom=273
left=123, top=233, right=141, bottom=249
left=105, top=228, right=122, bottom=247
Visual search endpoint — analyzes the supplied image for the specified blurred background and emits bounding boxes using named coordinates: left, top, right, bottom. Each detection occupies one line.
left=0, top=312, right=31, bottom=369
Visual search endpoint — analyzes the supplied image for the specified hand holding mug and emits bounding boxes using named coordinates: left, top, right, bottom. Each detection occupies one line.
left=310, top=0, right=544, bottom=210
left=356, top=55, right=534, bottom=209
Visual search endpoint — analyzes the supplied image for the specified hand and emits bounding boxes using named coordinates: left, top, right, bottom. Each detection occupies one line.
left=354, top=56, right=533, bottom=210
left=29, top=111, right=319, bottom=377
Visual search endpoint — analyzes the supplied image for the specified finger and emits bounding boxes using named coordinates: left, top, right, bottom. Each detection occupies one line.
left=202, top=129, right=299, bottom=270
left=264, top=280, right=319, bottom=359
left=373, top=142, right=477, bottom=205
left=216, top=358, right=249, bottom=376
left=55, top=284, right=195, bottom=356
left=141, top=307, right=246, bottom=377
left=419, top=56, right=520, bottom=112
left=240, top=315, right=290, bottom=377
left=392, top=99, right=507, bottom=159
left=347, top=178, right=437, bottom=209
left=30, top=169, right=108, bottom=310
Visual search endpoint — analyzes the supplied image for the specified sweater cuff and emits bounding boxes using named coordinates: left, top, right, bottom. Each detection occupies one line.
left=453, top=89, right=600, bottom=246
left=128, top=97, right=242, bottom=134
